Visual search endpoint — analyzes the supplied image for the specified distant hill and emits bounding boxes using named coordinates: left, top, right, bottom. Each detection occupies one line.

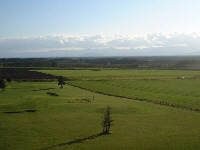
left=1, top=47, right=199, bottom=58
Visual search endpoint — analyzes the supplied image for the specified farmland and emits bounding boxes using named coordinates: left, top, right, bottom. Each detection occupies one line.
left=1, top=69, right=200, bottom=149
left=40, top=69, right=200, bottom=109
left=39, top=69, right=200, bottom=80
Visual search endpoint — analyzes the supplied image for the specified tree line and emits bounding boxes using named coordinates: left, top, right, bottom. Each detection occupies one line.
left=1, top=56, right=200, bottom=69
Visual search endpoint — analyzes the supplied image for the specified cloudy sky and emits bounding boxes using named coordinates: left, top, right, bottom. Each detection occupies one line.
left=1, top=0, right=200, bottom=57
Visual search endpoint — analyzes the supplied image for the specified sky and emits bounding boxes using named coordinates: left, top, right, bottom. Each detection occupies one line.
left=1, top=0, right=200, bottom=57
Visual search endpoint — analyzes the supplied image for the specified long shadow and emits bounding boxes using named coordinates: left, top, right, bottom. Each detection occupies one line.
left=4, top=110, right=37, bottom=114
left=46, top=92, right=58, bottom=96
left=23, top=88, right=55, bottom=92
left=38, top=132, right=107, bottom=150
left=32, top=88, right=55, bottom=91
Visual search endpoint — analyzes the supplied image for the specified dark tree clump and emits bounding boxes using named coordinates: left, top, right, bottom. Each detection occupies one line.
left=102, top=106, right=113, bottom=134
left=58, top=75, right=65, bottom=88
left=0, top=79, right=6, bottom=92
left=7, top=76, right=11, bottom=86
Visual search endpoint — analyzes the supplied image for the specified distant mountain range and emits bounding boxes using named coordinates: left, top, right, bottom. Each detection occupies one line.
left=1, top=47, right=200, bottom=58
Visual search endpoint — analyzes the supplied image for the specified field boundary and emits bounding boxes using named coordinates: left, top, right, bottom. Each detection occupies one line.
left=66, top=82, right=200, bottom=112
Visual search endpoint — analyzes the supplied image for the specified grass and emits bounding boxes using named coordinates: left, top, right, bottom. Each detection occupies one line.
left=1, top=80, right=200, bottom=150
left=1, top=69, right=200, bottom=149
left=38, top=69, right=200, bottom=80
left=38, top=69, right=200, bottom=108
left=67, top=78, right=200, bottom=109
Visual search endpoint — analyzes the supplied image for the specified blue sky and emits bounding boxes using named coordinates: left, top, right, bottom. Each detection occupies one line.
left=1, top=0, right=200, bottom=57
left=1, top=0, right=200, bottom=38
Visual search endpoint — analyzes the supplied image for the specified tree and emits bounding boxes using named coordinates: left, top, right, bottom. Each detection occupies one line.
left=7, top=76, right=11, bottom=87
left=58, top=75, right=65, bottom=88
left=0, top=79, right=6, bottom=92
left=51, top=61, right=58, bottom=67
left=102, top=106, right=113, bottom=134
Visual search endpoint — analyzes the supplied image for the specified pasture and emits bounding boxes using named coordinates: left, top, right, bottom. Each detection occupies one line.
left=40, top=69, right=200, bottom=109
left=39, top=69, right=200, bottom=80
left=1, top=69, right=200, bottom=149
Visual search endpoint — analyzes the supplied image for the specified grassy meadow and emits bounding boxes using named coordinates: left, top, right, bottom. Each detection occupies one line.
left=1, top=69, right=200, bottom=149
left=39, top=69, right=200, bottom=80
left=41, top=69, right=200, bottom=108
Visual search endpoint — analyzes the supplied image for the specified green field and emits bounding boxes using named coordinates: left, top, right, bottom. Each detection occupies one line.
left=39, top=69, right=200, bottom=80
left=41, top=69, right=200, bottom=108
left=1, top=69, right=200, bottom=149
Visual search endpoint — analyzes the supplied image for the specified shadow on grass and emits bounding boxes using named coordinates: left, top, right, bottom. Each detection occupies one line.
left=32, top=88, right=55, bottom=91
left=46, top=92, right=58, bottom=96
left=23, top=88, right=55, bottom=92
left=38, top=132, right=108, bottom=150
left=4, top=110, right=37, bottom=114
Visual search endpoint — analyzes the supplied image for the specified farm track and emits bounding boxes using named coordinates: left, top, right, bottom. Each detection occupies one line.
left=66, top=82, right=200, bottom=112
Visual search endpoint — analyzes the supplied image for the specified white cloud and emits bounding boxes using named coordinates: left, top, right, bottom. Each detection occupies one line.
left=0, top=32, right=200, bottom=54
left=59, top=40, right=64, bottom=44
left=115, top=47, right=131, bottom=50
left=134, top=46, right=149, bottom=49
left=173, top=44, right=187, bottom=47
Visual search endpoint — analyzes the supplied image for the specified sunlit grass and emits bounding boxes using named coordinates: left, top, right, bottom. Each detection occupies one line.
left=38, top=69, right=200, bottom=80
left=68, top=78, right=200, bottom=109
left=2, top=68, right=200, bottom=150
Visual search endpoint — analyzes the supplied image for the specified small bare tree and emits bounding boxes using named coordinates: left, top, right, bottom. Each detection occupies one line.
left=102, top=106, right=113, bottom=134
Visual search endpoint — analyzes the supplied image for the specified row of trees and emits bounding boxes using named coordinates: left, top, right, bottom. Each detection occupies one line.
left=0, top=58, right=58, bottom=67
left=1, top=56, right=200, bottom=69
